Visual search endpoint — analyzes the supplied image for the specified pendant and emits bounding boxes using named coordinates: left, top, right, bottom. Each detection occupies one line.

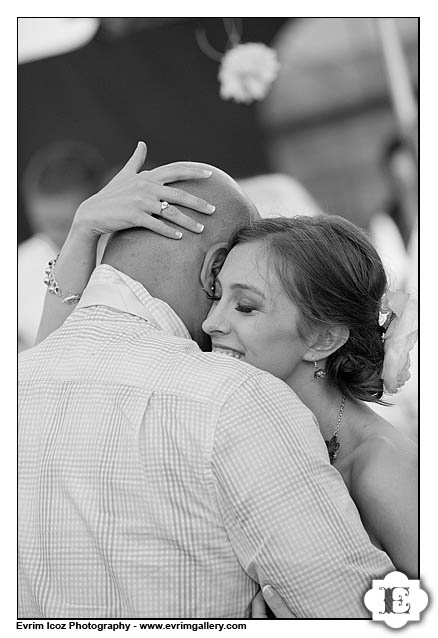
left=325, top=435, right=340, bottom=464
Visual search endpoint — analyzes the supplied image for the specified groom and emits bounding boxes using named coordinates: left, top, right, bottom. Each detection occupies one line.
left=18, top=155, right=394, bottom=619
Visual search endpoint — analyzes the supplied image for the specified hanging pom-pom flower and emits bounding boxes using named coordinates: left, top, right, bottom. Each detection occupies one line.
left=218, top=42, right=280, bottom=104
left=380, top=290, right=418, bottom=394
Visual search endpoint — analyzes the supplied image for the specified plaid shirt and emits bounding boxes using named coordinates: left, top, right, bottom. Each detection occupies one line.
left=18, top=265, right=393, bottom=619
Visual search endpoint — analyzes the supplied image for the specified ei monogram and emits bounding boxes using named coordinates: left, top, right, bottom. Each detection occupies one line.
left=364, top=571, right=428, bottom=629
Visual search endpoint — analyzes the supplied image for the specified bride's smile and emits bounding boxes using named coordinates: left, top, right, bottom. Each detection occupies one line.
left=203, top=241, right=309, bottom=382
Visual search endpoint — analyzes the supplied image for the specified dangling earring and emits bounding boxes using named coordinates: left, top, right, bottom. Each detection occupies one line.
left=313, top=357, right=326, bottom=380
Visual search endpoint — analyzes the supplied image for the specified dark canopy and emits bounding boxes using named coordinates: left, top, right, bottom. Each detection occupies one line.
left=18, top=18, right=289, bottom=241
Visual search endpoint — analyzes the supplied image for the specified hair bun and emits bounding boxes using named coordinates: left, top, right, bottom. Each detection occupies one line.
left=327, top=336, right=385, bottom=403
left=336, top=352, right=356, bottom=375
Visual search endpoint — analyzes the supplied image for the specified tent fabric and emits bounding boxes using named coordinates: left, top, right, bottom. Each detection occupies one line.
left=18, top=18, right=288, bottom=242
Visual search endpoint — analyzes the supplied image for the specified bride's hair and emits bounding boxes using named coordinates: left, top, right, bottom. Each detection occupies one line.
left=228, top=215, right=388, bottom=403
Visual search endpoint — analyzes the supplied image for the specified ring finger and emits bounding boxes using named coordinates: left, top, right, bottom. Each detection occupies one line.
left=158, top=185, right=215, bottom=215
left=144, top=198, right=204, bottom=234
left=157, top=202, right=205, bottom=234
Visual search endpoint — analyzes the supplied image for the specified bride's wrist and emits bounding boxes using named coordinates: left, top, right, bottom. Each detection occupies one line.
left=58, top=226, right=98, bottom=264
left=47, top=239, right=96, bottom=301
left=68, top=215, right=101, bottom=244
left=53, top=221, right=100, bottom=286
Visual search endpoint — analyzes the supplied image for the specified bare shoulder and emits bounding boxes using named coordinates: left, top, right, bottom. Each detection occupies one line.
left=348, top=418, right=418, bottom=534
left=352, top=420, right=417, bottom=498
left=347, top=417, right=418, bottom=576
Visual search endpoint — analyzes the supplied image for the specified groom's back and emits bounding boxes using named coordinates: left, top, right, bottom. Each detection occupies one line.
left=18, top=301, right=264, bottom=619
left=19, top=266, right=392, bottom=620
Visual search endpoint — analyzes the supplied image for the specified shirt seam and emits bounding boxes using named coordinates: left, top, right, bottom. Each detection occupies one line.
left=18, top=378, right=268, bottom=411
left=206, top=372, right=274, bottom=580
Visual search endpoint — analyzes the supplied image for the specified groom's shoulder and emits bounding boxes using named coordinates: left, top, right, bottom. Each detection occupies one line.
left=179, top=351, right=321, bottom=444
left=173, top=348, right=303, bottom=409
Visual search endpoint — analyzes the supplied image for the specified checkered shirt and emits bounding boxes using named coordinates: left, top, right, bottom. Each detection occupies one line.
left=18, top=265, right=394, bottom=619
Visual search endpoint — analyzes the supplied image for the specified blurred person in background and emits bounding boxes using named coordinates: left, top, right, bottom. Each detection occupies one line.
left=380, top=135, right=418, bottom=250
left=368, top=135, right=418, bottom=441
left=369, top=134, right=418, bottom=291
left=18, top=141, right=105, bottom=350
left=238, top=173, right=322, bottom=219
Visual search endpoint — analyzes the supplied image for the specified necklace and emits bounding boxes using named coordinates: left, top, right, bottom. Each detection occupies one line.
left=325, top=394, right=346, bottom=464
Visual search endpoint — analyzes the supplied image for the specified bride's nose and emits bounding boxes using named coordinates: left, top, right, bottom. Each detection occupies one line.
left=202, top=302, right=231, bottom=335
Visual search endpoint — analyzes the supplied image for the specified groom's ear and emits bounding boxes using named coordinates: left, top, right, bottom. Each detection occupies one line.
left=200, top=243, right=229, bottom=291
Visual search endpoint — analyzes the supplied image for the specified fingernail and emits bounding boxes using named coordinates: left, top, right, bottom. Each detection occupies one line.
left=207, top=205, right=215, bottom=213
left=196, top=223, right=204, bottom=233
left=175, top=231, right=183, bottom=239
left=262, top=585, right=274, bottom=600
left=202, top=170, right=213, bottom=176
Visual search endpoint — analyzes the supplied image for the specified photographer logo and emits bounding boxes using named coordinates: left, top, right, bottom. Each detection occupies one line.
left=364, top=571, right=428, bottom=628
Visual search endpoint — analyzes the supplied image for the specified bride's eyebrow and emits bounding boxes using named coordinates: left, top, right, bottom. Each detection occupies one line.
left=230, top=283, right=265, bottom=298
left=215, top=275, right=265, bottom=299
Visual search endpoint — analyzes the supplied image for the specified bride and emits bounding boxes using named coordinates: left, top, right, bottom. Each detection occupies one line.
left=202, top=215, right=418, bottom=578
left=34, top=145, right=418, bottom=593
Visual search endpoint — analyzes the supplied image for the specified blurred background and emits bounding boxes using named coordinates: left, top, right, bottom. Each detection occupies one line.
left=17, top=17, right=418, bottom=437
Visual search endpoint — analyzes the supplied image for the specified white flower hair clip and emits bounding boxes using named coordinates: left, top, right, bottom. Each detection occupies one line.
left=218, top=42, right=280, bottom=104
left=380, top=290, right=418, bottom=395
left=196, top=19, right=280, bottom=105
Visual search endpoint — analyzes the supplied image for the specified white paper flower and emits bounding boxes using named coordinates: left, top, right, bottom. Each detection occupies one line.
left=381, top=290, right=418, bottom=394
left=218, top=42, right=280, bottom=104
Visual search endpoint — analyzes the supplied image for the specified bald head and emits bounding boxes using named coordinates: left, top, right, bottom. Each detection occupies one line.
left=102, top=162, right=259, bottom=348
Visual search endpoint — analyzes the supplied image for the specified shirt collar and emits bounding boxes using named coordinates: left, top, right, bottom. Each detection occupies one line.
left=76, top=264, right=191, bottom=340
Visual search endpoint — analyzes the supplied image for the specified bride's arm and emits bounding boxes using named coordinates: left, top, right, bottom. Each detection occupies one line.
left=35, top=227, right=99, bottom=344
left=354, top=439, right=418, bottom=578
left=35, top=142, right=215, bottom=344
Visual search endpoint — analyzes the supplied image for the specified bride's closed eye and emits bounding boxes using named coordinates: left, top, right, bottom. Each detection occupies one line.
left=234, top=295, right=262, bottom=314
left=235, top=303, right=258, bottom=314
left=202, top=289, right=258, bottom=313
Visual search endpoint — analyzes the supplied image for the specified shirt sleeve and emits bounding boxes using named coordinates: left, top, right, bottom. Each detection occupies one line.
left=211, top=372, right=395, bottom=618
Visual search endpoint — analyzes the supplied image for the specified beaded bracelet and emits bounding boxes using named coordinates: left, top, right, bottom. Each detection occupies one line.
left=43, top=255, right=81, bottom=304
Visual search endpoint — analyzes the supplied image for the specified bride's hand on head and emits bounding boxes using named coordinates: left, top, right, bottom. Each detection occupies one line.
left=71, top=141, right=215, bottom=241
left=36, top=142, right=215, bottom=346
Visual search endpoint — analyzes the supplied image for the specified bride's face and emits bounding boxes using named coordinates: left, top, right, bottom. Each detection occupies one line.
left=202, top=241, right=309, bottom=381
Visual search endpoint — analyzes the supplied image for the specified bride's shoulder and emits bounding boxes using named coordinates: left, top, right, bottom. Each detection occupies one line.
left=362, top=417, right=416, bottom=461
left=351, top=418, right=417, bottom=503
left=347, top=415, right=418, bottom=576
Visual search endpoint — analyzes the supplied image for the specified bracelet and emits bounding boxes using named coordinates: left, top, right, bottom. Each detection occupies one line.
left=43, top=255, right=82, bottom=304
